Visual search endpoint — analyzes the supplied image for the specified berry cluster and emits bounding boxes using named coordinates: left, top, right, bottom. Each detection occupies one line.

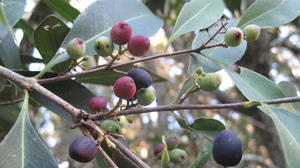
left=66, top=21, right=151, bottom=60
left=224, top=24, right=261, bottom=47
left=154, top=135, right=188, bottom=164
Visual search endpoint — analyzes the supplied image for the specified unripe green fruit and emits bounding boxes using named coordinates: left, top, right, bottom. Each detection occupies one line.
left=243, top=24, right=261, bottom=42
left=94, top=36, right=114, bottom=57
left=224, top=27, right=244, bottom=47
left=198, top=73, right=222, bottom=91
left=137, top=88, right=155, bottom=106
left=169, top=148, right=187, bottom=163
left=166, top=135, right=180, bottom=150
left=101, top=120, right=121, bottom=134
left=67, top=38, right=86, bottom=59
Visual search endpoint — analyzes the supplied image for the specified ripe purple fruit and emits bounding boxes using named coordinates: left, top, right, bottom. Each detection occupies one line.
left=127, top=68, right=152, bottom=90
left=243, top=24, right=261, bottom=42
left=127, top=35, right=150, bottom=56
left=166, top=135, right=180, bottom=150
left=224, top=27, right=244, bottom=47
left=89, top=96, right=107, bottom=112
left=69, top=136, right=97, bottom=162
left=169, top=148, right=187, bottom=163
left=212, top=130, right=243, bottom=167
left=154, top=143, right=164, bottom=158
left=113, top=76, right=136, bottom=100
left=110, top=22, right=132, bottom=45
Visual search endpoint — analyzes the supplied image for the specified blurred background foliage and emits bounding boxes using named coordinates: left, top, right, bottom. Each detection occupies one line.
left=0, top=0, right=300, bottom=168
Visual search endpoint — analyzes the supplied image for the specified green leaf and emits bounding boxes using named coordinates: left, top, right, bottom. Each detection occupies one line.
left=175, top=116, right=225, bottom=138
left=39, top=0, right=163, bottom=76
left=169, top=0, right=224, bottom=42
left=161, top=135, right=170, bottom=164
left=0, top=33, right=21, bottom=69
left=237, top=0, right=300, bottom=28
left=0, top=105, right=19, bottom=139
left=34, top=15, right=71, bottom=72
left=76, top=65, right=167, bottom=86
left=18, top=71, right=95, bottom=121
left=262, top=105, right=300, bottom=168
left=0, top=0, right=26, bottom=38
left=0, top=91, right=58, bottom=168
left=14, top=19, right=34, bottom=38
left=221, top=65, right=300, bottom=167
left=225, top=67, right=285, bottom=101
left=191, top=138, right=212, bottom=168
left=278, top=81, right=300, bottom=113
left=176, top=76, right=196, bottom=102
left=189, top=19, right=247, bottom=73
left=42, top=0, right=80, bottom=22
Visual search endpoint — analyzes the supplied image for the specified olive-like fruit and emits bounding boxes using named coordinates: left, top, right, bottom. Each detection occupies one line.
left=212, top=130, right=243, bottom=167
left=169, top=148, right=187, bottom=163
left=137, top=88, right=155, bottom=106
left=69, top=136, right=97, bottom=162
left=113, top=76, right=136, bottom=100
left=224, top=27, right=244, bottom=47
left=198, top=73, right=222, bottom=91
left=127, top=35, right=150, bottom=56
left=110, top=22, right=132, bottom=45
left=94, top=36, right=114, bottom=57
left=101, top=120, right=122, bottom=134
left=127, top=68, right=152, bottom=90
left=166, top=135, right=180, bottom=150
left=66, top=38, right=86, bottom=59
left=154, top=143, right=164, bottom=158
left=243, top=24, right=261, bottom=42
left=89, top=96, right=107, bottom=112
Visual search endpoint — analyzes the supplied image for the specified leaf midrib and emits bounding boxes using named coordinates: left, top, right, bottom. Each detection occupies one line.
left=173, top=0, right=215, bottom=38
left=239, top=0, right=287, bottom=27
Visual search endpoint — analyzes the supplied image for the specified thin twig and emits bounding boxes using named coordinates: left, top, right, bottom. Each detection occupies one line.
left=89, top=96, right=300, bottom=120
left=97, top=146, right=119, bottom=168
left=0, top=97, right=24, bottom=106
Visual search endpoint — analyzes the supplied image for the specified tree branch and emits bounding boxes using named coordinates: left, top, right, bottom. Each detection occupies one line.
left=89, top=96, right=300, bottom=120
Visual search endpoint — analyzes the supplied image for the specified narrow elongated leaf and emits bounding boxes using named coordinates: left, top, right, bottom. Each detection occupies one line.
left=169, top=0, right=224, bottom=42
left=262, top=105, right=300, bottom=168
left=39, top=0, right=163, bottom=75
left=42, top=0, right=80, bottom=22
left=238, top=0, right=300, bottom=28
left=0, top=0, right=26, bottom=38
left=221, top=65, right=300, bottom=167
left=0, top=33, right=21, bottom=69
left=14, top=19, right=34, bottom=38
left=175, top=116, right=225, bottom=138
left=76, top=65, right=166, bottom=85
left=0, top=91, right=58, bottom=168
left=189, top=19, right=247, bottom=73
left=34, top=15, right=70, bottom=71
left=191, top=138, right=212, bottom=168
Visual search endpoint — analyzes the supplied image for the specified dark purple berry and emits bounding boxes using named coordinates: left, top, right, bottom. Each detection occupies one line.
left=69, top=136, right=97, bottom=162
left=212, top=130, right=243, bottom=166
left=127, top=68, right=152, bottom=90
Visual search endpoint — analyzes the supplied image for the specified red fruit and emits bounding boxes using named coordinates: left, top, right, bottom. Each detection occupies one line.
left=110, top=22, right=132, bottom=45
left=113, top=76, right=136, bottom=100
left=128, top=35, right=150, bottom=56
left=89, top=96, right=107, bottom=112
left=154, top=143, right=164, bottom=157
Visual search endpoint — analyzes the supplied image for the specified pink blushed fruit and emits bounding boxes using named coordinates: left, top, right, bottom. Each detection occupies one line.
left=113, top=76, right=136, bottom=100
left=128, top=35, right=150, bottom=56
left=110, top=22, right=132, bottom=45
left=89, top=96, right=108, bottom=112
